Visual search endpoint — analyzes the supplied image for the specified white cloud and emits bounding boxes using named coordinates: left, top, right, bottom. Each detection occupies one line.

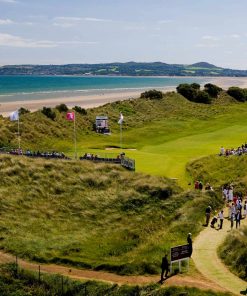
left=0, top=0, right=18, bottom=3
left=0, top=18, right=14, bottom=25
left=158, top=20, right=173, bottom=24
left=84, top=17, right=112, bottom=22
left=0, top=33, right=97, bottom=48
left=53, top=16, right=82, bottom=28
left=53, top=16, right=112, bottom=27
left=229, top=34, right=240, bottom=39
left=196, top=43, right=220, bottom=48
left=202, top=35, right=219, bottom=41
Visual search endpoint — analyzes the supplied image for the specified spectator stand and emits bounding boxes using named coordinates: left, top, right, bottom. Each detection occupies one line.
left=80, top=152, right=135, bottom=171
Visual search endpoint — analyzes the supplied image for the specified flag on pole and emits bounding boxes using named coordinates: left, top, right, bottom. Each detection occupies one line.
left=9, top=110, right=19, bottom=121
left=118, top=112, right=124, bottom=124
left=66, top=112, right=75, bottom=121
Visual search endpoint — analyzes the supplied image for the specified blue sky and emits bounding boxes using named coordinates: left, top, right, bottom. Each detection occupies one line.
left=0, top=0, right=247, bottom=69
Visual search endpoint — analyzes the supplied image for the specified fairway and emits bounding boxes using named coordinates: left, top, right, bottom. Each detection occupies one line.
left=70, top=96, right=247, bottom=187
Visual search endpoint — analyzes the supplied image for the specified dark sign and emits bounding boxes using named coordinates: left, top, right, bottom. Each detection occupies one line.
left=171, top=244, right=190, bottom=262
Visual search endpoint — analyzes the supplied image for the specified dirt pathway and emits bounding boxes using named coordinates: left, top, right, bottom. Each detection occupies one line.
left=0, top=250, right=225, bottom=292
left=193, top=211, right=247, bottom=295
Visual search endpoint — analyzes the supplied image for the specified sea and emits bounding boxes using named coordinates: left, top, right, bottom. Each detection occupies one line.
left=0, top=75, right=209, bottom=103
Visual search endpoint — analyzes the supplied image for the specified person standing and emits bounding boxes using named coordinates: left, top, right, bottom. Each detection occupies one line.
left=218, top=210, right=224, bottom=229
left=160, top=254, right=169, bottom=282
left=205, top=206, right=212, bottom=226
left=235, top=210, right=241, bottom=229
left=187, top=233, right=193, bottom=257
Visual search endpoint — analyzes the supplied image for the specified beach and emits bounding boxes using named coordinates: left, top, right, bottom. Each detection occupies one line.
left=1, top=77, right=247, bottom=117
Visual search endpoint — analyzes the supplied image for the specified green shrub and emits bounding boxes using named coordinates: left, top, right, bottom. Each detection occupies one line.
left=55, top=103, right=68, bottom=112
left=41, top=107, right=56, bottom=120
left=227, top=87, right=247, bottom=102
left=18, top=107, right=30, bottom=115
left=204, top=83, right=222, bottom=98
left=73, top=105, right=87, bottom=115
left=140, top=89, right=163, bottom=100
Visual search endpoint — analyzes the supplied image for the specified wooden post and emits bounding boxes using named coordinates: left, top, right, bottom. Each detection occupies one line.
left=38, top=265, right=41, bottom=283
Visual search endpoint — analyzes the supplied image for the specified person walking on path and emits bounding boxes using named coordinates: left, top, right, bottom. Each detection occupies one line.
left=218, top=210, right=224, bottom=230
left=230, top=212, right=235, bottom=230
left=160, top=254, right=169, bottom=283
left=236, top=209, right=241, bottom=229
left=205, top=206, right=212, bottom=226
left=187, top=233, right=193, bottom=257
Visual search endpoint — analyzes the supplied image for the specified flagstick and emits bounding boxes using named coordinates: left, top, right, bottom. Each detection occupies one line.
left=120, top=122, right=122, bottom=151
left=74, top=112, right=77, bottom=159
left=17, top=116, right=21, bottom=151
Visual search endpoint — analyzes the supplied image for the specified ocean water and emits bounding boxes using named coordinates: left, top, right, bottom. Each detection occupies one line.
left=0, top=75, right=208, bottom=102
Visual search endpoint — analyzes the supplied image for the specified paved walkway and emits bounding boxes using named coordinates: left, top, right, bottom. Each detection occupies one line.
left=193, top=211, right=247, bottom=295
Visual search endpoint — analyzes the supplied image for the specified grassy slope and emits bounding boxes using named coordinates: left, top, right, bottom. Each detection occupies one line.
left=0, top=155, right=223, bottom=275
left=2, top=91, right=247, bottom=187
left=187, top=155, right=247, bottom=281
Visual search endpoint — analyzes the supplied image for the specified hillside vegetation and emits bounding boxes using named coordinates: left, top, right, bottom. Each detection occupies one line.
left=0, top=155, right=223, bottom=274
left=2, top=87, right=247, bottom=186
left=1, top=61, right=247, bottom=76
left=0, top=264, right=233, bottom=296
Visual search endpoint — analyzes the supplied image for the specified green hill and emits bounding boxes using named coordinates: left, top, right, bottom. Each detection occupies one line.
left=0, top=154, right=223, bottom=274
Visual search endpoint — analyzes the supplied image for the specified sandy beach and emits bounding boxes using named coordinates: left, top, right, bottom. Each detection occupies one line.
left=1, top=77, right=247, bottom=117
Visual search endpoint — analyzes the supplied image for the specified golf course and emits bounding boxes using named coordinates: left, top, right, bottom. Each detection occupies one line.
left=0, top=86, right=247, bottom=295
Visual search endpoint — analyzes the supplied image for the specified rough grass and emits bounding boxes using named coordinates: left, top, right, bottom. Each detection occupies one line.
left=218, top=227, right=247, bottom=281
left=0, top=263, right=233, bottom=296
left=0, top=155, right=223, bottom=275
left=186, top=154, right=247, bottom=192
left=1, top=91, right=247, bottom=187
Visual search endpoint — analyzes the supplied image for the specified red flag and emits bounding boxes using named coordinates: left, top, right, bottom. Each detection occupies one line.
left=66, top=112, right=75, bottom=121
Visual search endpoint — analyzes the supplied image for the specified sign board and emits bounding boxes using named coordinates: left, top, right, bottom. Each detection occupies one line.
left=170, top=244, right=190, bottom=262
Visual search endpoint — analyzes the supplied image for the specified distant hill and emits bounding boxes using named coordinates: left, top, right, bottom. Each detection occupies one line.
left=189, top=62, right=221, bottom=69
left=0, top=61, right=247, bottom=76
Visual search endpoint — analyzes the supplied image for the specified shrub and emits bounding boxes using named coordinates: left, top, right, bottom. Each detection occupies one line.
left=176, top=84, right=197, bottom=101
left=73, top=106, right=87, bottom=115
left=41, top=107, right=56, bottom=120
left=177, top=84, right=212, bottom=104
left=140, top=89, right=163, bottom=100
left=18, top=107, right=30, bottom=115
left=204, top=83, right=222, bottom=98
left=55, top=103, right=68, bottom=112
left=227, top=87, right=247, bottom=102
left=195, top=90, right=212, bottom=104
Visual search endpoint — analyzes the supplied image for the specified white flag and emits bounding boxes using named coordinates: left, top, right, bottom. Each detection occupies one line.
left=118, top=112, right=124, bottom=124
left=9, top=110, right=19, bottom=121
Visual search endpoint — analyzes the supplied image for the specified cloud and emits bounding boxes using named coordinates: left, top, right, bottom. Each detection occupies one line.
left=0, top=0, right=18, bottom=3
left=53, top=16, right=112, bottom=27
left=0, top=18, right=14, bottom=25
left=0, top=33, right=97, bottom=48
left=158, top=20, right=173, bottom=24
left=53, top=16, right=82, bottom=28
left=202, top=35, right=219, bottom=41
left=229, top=34, right=240, bottom=39
left=83, top=17, right=112, bottom=22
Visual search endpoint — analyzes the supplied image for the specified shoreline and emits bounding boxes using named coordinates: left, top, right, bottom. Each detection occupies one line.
left=1, top=76, right=247, bottom=117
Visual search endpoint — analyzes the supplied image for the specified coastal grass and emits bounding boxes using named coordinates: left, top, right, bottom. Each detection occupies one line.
left=218, top=227, right=247, bottom=281
left=0, top=263, right=233, bottom=296
left=0, top=155, right=223, bottom=275
left=2, top=91, right=247, bottom=187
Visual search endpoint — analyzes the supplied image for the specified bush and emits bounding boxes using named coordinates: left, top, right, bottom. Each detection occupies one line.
left=176, top=84, right=197, bottom=101
left=41, top=107, right=56, bottom=120
left=73, top=106, right=87, bottom=115
left=177, top=84, right=212, bottom=104
left=204, top=83, right=222, bottom=98
left=195, top=91, right=212, bottom=104
left=227, top=87, right=247, bottom=102
left=140, top=89, right=163, bottom=100
left=55, top=103, right=68, bottom=113
left=18, top=107, right=30, bottom=115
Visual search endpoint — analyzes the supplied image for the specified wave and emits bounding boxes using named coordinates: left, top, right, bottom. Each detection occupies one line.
left=0, top=85, right=177, bottom=97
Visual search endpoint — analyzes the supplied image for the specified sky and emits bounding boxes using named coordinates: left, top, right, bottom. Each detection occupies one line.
left=0, top=0, right=247, bottom=69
